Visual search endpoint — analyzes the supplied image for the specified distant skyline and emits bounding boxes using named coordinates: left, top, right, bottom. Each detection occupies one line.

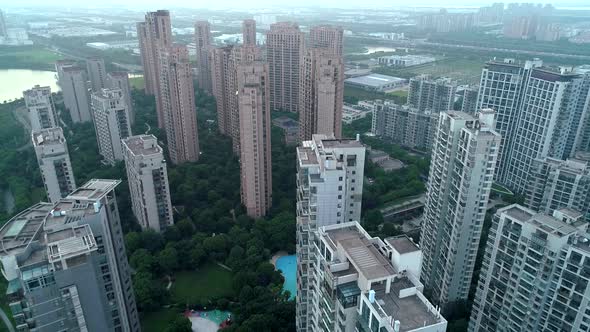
left=3, top=0, right=590, bottom=10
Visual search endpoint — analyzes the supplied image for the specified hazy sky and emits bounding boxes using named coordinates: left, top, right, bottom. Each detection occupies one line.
left=6, top=0, right=590, bottom=9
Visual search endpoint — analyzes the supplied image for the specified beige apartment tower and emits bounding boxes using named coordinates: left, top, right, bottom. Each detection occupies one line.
left=91, top=88, right=132, bottom=165
left=299, top=48, right=344, bottom=141
left=210, top=46, right=235, bottom=137
left=309, top=25, right=344, bottom=56
left=23, top=85, right=59, bottom=132
left=123, top=135, right=174, bottom=232
left=58, top=66, right=91, bottom=123
left=242, top=19, right=256, bottom=46
left=237, top=62, right=272, bottom=218
left=266, top=22, right=304, bottom=112
left=32, top=127, right=76, bottom=203
left=195, top=20, right=213, bottom=93
left=137, top=10, right=172, bottom=128
left=160, top=45, right=200, bottom=164
left=86, top=57, right=107, bottom=92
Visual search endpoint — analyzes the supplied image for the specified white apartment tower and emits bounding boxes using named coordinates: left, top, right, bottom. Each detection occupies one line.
left=123, top=135, right=173, bottom=232
left=419, top=110, right=501, bottom=306
left=296, top=134, right=365, bottom=331
left=306, top=221, right=447, bottom=332
left=107, top=71, right=134, bottom=125
left=407, top=76, right=456, bottom=113
left=91, top=88, right=132, bottom=165
left=32, top=127, right=76, bottom=203
left=469, top=205, right=590, bottom=332
left=58, top=66, right=91, bottom=123
left=23, top=85, right=59, bottom=131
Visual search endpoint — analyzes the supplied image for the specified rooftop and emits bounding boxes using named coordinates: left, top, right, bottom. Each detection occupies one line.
left=324, top=226, right=396, bottom=280
left=31, top=127, right=65, bottom=147
left=0, top=203, right=53, bottom=256
left=502, top=205, right=579, bottom=237
left=123, top=135, right=162, bottom=156
left=373, top=279, right=442, bottom=331
left=385, top=236, right=420, bottom=254
left=345, top=74, right=406, bottom=87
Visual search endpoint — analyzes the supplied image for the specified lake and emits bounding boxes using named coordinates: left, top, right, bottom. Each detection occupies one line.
left=0, top=69, right=59, bottom=103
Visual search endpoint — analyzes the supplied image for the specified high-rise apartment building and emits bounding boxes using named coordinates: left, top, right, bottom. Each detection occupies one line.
left=86, top=57, right=107, bottom=92
left=306, top=221, right=447, bottom=332
left=420, top=110, right=501, bottom=306
left=159, top=45, right=200, bottom=164
left=407, top=76, right=456, bottom=113
left=137, top=10, right=172, bottom=128
left=237, top=62, right=272, bottom=218
left=58, top=65, right=91, bottom=123
left=195, top=20, right=213, bottom=93
left=296, top=134, right=365, bottom=331
left=266, top=22, right=304, bottom=112
left=123, top=135, right=174, bottom=232
left=91, top=88, right=132, bottom=165
left=0, top=179, right=140, bottom=332
left=210, top=46, right=235, bottom=137
left=0, top=9, right=6, bottom=38
left=372, top=102, right=438, bottom=150
left=107, top=71, right=134, bottom=125
left=525, top=156, right=590, bottom=221
left=298, top=48, right=344, bottom=141
left=55, top=59, right=76, bottom=82
left=476, top=58, right=542, bottom=182
left=32, top=127, right=76, bottom=203
left=570, top=66, right=590, bottom=155
left=469, top=205, right=590, bottom=332
left=309, top=25, right=344, bottom=56
left=461, top=87, right=479, bottom=114
left=504, top=66, right=590, bottom=193
left=23, top=85, right=59, bottom=131
left=242, top=19, right=256, bottom=46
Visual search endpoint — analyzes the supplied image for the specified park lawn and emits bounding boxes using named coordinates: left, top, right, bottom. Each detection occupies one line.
left=393, top=57, right=484, bottom=85
left=170, top=263, right=234, bottom=305
left=130, top=76, right=145, bottom=90
left=0, top=46, right=62, bottom=70
left=140, top=308, right=180, bottom=332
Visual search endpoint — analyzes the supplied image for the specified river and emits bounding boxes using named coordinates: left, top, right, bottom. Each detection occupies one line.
left=0, top=69, right=59, bottom=103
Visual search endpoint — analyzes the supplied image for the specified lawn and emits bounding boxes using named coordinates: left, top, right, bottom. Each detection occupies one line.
left=130, top=76, right=145, bottom=90
left=170, top=263, right=234, bottom=306
left=140, top=308, right=180, bottom=332
left=0, top=46, right=62, bottom=71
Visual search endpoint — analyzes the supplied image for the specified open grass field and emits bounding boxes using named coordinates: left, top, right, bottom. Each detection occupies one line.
left=169, top=263, right=234, bottom=306
left=0, top=46, right=62, bottom=70
left=140, top=308, right=180, bottom=332
left=388, top=57, right=484, bottom=85
left=130, top=76, right=145, bottom=90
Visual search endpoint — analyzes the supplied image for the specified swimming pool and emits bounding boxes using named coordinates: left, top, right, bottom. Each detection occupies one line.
left=275, top=255, right=296, bottom=299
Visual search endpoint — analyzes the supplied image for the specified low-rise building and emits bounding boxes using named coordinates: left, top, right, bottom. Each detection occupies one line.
left=378, top=55, right=435, bottom=67
left=345, top=74, right=407, bottom=92
left=272, top=116, right=299, bottom=145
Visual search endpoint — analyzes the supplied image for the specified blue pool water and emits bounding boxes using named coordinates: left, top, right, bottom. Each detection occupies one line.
left=276, top=255, right=296, bottom=299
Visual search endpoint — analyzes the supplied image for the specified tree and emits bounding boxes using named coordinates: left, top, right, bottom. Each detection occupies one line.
left=164, top=316, right=192, bottom=332
left=158, top=246, right=179, bottom=273
left=129, top=249, right=154, bottom=272
left=133, top=272, right=166, bottom=311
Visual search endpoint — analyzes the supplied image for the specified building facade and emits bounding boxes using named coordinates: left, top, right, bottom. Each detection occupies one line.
left=0, top=180, right=140, bottom=332
left=461, top=87, right=479, bottom=114
left=237, top=62, right=272, bottom=218
left=305, top=221, right=447, bottom=332
left=525, top=156, right=590, bottom=221
left=407, top=76, right=456, bottom=113
left=195, top=20, right=213, bottom=93
left=123, top=135, right=174, bottom=232
left=91, top=88, right=132, bottom=165
left=32, top=127, right=76, bottom=203
left=107, top=71, right=134, bottom=125
left=299, top=48, right=344, bottom=141
left=242, top=19, right=256, bottom=46
left=58, top=66, right=91, bottom=123
left=469, top=205, right=590, bottom=332
left=309, top=25, right=343, bottom=56
left=23, top=85, right=59, bottom=131
left=420, top=110, right=501, bottom=305
left=210, top=46, right=236, bottom=137
left=159, top=45, right=200, bottom=164
left=86, top=57, right=107, bottom=92
left=296, top=134, right=365, bottom=331
left=372, top=102, right=438, bottom=150
left=266, top=22, right=304, bottom=112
